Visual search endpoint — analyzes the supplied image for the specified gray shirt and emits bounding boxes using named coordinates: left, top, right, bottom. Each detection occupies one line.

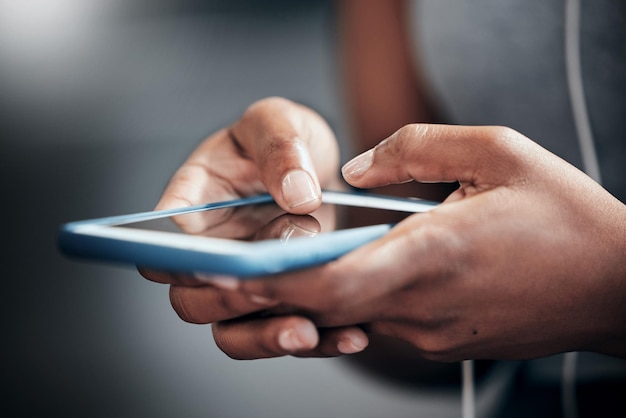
left=411, top=0, right=626, bottom=202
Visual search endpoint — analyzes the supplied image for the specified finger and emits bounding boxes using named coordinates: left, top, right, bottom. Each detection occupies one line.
left=212, top=316, right=319, bottom=360
left=138, top=267, right=245, bottom=288
left=137, top=267, right=213, bottom=286
left=156, top=129, right=261, bottom=211
left=232, top=97, right=339, bottom=214
left=342, top=124, right=532, bottom=189
left=169, top=283, right=279, bottom=324
left=253, top=213, right=321, bottom=242
left=294, top=326, right=369, bottom=357
left=212, top=317, right=368, bottom=360
left=153, top=129, right=266, bottom=236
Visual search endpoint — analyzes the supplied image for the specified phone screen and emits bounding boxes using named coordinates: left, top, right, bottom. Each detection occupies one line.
left=118, top=201, right=414, bottom=244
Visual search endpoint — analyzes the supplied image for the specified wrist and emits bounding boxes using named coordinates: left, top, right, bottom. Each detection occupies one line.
left=585, top=202, right=626, bottom=357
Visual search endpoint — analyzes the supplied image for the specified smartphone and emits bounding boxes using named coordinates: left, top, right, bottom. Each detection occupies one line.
left=58, top=190, right=438, bottom=278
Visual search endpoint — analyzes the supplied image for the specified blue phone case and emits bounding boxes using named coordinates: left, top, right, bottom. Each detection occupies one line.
left=58, top=191, right=438, bottom=277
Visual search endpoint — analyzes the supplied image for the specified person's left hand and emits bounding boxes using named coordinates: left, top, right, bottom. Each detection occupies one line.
left=175, top=124, right=626, bottom=361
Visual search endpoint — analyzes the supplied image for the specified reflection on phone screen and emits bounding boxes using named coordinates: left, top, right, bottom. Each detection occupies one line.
left=120, top=202, right=413, bottom=244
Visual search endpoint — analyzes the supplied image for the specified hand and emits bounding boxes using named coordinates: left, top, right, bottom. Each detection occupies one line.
left=154, top=96, right=340, bottom=214
left=198, top=124, right=626, bottom=361
left=140, top=97, right=370, bottom=358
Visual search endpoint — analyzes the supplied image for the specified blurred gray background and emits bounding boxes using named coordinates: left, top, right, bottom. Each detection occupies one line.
left=2, top=1, right=624, bottom=417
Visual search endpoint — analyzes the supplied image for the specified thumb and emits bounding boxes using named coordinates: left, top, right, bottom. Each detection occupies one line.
left=341, top=124, right=530, bottom=189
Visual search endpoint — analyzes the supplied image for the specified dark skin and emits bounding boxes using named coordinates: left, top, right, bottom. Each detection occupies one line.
left=140, top=1, right=626, bottom=362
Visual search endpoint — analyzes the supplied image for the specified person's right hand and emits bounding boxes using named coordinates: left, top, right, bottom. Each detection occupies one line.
left=156, top=96, right=340, bottom=215
left=139, top=97, right=371, bottom=358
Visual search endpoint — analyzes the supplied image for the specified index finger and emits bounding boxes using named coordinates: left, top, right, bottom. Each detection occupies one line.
left=232, top=97, right=340, bottom=214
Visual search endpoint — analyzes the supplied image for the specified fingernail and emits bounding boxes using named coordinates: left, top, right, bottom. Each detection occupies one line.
left=249, top=294, right=278, bottom=306
left=280, top=221, right=318, bottom=244
left=342, top=149, right=374, bottom=180
left=337, top=334, right=369, bottom=355
left=195, top=274, right=240, bottom=291
left=278, top=323, right=318, bottom=352
left=281, top=170, right=320, bottom=209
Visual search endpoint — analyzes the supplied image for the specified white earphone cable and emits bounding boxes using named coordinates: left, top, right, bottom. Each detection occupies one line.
left=565, top=0, right=602, bottom=184
left=461, top=360, right=475, bottom=418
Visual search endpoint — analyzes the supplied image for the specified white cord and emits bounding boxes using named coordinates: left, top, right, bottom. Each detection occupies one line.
left=461, top=360, right=475, bottom=418
left=562, top=351, right=579, bottom=418
left=565, top=0, right=602, bottom=184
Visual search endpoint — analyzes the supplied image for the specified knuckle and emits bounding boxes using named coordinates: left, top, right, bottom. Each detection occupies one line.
left=409, top=333, right=456, bottom=362
left=418, top=222, right=468, bottom=279
left=480, top=125, right=532, bottom=173
left=322, top=291, right=351, bottom=313
left=380, top=125, right=410, bottom=154
left=242, top=96, right=293, bottom=121
left=170, top=286, right=251, bottom=324
left=242, top=281, right=279, bottom=305
left=264, top=136, right=300, bottom=159
left=137, top=267, right=169, bottom=284
left=486, top=125, right=519, bottom=141
left=169, top=286, right=201, bottom=324
left=317, top=279, right=351, bottom=312
left=398, top=309, right=465, bottom=362
left=483, top=125, right=527, bottom=154
left=395, top=123, right=420, bottom=141
left=211, top=323, right=247, bottom=360
left=377, top=124, right=428, bottom=161
left=216, top=290, right=250, bottom=318
left=170, top=163, right=206, bottom=194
